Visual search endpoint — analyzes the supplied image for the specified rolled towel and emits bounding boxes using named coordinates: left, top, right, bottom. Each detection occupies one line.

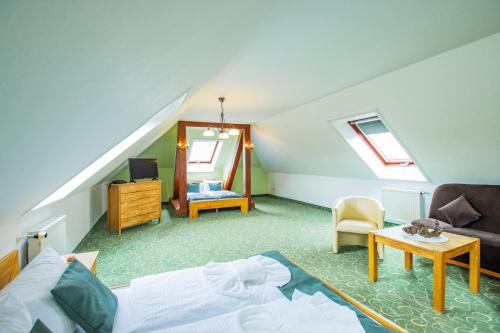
left=203, top=261, right=250, bottom=299
left=252, top=255, right=291, bottom=287
left=232, top=258, right=267, bottom=285
left=202, top=255, right=291, bottom=298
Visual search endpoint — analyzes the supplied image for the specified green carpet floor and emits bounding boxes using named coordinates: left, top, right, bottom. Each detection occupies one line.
left=76, top=196, right=499, bottom=333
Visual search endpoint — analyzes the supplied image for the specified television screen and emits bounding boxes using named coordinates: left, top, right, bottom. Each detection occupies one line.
left=129, top=158, right=159, bottom=181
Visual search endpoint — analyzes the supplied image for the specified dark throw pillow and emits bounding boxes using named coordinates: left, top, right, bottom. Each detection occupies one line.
left=30, top=320, right=53, bottom=333
left=51, top=259, right=117, bottom=333
left=187, top=182, right=200, bottom=193
left=437, top=195, right=482, bottom=227
left=208, top=182, right=222, bottom=191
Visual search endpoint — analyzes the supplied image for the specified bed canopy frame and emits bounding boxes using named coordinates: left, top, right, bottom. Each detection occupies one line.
left=171, top=120, right=255, bottom=216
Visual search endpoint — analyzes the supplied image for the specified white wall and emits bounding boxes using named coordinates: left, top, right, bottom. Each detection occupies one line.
left=254, top=33, right=500, bottom=184
left=0, top=183, right=107, bottom=264
left=269, top=172, right=437, bottom=214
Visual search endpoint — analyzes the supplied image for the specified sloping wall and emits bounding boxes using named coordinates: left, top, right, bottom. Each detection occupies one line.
left=256, top=33, right=500, bottom=208
left=0, top=1, right=267, bottom=258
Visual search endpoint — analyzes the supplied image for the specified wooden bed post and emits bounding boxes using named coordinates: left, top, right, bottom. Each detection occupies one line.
left=243, top=126, right=255, bottom=209
left=224, top=134, right=243, bottom=190
left=175, top=122, right=188, bottom=215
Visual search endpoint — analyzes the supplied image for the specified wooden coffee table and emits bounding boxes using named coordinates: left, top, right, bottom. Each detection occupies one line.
left=368, top=226, right=480, bottom=313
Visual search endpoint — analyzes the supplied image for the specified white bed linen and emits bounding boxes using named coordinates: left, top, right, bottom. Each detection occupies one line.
left=144, top=290, right=366, bottom=333
left=111, top=287, right=132, bottom=333
left=109, top=286, right=365, bottom=333
left=129, top=256, right=291, bottom=333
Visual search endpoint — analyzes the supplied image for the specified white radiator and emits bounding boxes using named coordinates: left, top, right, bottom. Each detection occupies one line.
left=381, top=188, right=423, bottom=224
left=27, top=215, right=67, bottom=262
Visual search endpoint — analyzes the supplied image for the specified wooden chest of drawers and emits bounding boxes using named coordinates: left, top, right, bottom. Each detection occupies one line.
left=107, top=180, right=162, bottom=235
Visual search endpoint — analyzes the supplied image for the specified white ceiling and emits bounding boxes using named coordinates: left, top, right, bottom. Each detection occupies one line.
left=0, top=0, right=267, bottom=223
left=181, top=0, right=500, bottom=123
left=1, top=0, right=500, bottom=226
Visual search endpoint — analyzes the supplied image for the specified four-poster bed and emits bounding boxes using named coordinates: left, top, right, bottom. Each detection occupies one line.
left=170, top=120, right=255, bottom=218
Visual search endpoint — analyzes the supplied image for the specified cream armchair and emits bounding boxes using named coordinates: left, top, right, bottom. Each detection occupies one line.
left=332, top=196, right=385, bottom=259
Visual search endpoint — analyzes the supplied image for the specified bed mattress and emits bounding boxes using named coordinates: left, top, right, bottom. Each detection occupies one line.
left=187, top=190, right=242, bottom=202
left=111, top=287, right=131, bottom=333
left=109, top=252, right=393, bottom=333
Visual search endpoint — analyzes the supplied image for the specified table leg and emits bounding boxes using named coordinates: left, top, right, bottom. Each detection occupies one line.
left=368, top=232, right=378, bottom=282
left=469, top=240, right=480, bottom=293
left=404, top=252, right=413, bottom=270
left=433, top=252, right=446, bottom=313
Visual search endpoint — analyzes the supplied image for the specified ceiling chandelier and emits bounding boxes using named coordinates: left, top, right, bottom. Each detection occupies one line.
left=203, top=97, right=239, bottom=139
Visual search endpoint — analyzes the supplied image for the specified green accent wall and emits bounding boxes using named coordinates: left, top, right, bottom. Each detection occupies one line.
left=112, top=125, right=269, bottom=200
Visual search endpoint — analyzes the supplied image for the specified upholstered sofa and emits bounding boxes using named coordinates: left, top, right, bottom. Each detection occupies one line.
left=419, top=184, right=500, bottom=274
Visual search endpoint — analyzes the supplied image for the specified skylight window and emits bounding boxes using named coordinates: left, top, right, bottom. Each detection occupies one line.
left=349, top=117, right=414, bottom=166
left=188, top=140, right=220, bottom=164
left=331, top=112, right=426, bottom=182
left=187, top=139, right=223, bottom=173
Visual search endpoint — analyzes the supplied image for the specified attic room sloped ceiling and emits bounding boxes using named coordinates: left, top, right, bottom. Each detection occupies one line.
left=252, top=32, right=500, bottom=185
left=0, top=1, right=268, bottom=227
left=181, top=0, right=500, bottom=123
left=1, top=1, right=500, bottom=258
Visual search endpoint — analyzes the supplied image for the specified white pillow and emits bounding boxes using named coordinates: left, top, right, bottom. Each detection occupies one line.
left=0, top=292, right=33, bottom=333
left=199, top=182, right=210, bottom=193
left=3, top=247, right=75, bottom=333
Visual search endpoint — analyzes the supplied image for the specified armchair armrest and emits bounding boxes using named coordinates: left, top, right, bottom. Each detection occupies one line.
left=332, top=199, right=346, bottom=228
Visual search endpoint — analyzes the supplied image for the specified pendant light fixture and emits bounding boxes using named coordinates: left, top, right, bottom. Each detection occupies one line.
left=204, top=98, right=240, bottom=138
left=203, top=128, right=215, bottom=137
left=214, top=96, right=234, bottom=139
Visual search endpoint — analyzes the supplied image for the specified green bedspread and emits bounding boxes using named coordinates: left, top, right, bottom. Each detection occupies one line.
left=261, top=251, right=394, bottom=333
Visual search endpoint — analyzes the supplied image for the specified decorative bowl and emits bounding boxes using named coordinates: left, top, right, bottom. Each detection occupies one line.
left=402, top=221, right=443, bottom=238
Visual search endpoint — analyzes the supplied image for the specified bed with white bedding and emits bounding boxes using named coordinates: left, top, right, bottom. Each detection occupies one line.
left=108, top=251, right=396, bottom=333
left=0, top=248, right=399, bottom=333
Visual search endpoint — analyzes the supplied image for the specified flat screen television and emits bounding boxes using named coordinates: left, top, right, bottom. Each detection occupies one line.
left=129, top=158, right=159, bottom=181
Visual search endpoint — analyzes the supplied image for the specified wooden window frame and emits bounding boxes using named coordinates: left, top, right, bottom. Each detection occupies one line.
left=188, top=140, right=220, bottom=164
left=348, top=117, right=415, bottom=167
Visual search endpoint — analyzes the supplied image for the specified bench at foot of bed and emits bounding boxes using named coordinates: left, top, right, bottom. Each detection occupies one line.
left=189, top=198, right=249, bottom=219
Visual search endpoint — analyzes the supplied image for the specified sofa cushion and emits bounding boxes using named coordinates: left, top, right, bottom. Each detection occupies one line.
left=438, top=196, right=481, bottom=227
left=411, top=218, right=452, bottom=229
left=428, top=184, right=500, bottom=234
left=445, top=228, right=500, bottom=248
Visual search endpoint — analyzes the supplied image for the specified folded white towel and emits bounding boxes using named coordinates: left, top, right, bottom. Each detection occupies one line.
left=203, top=261, right=250, bottom=299
left=251, top=255, right=291, bottom=287
left=238, top=290, right=366, bottom=333
left=232, top=258, right=267, bottom=284
left=202, top=255, right=291, bottom=298
left=130, top=257, right=290, bottom=332
left=291, top=290, right=366, bottom=333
